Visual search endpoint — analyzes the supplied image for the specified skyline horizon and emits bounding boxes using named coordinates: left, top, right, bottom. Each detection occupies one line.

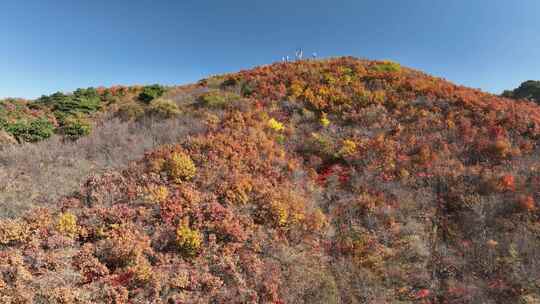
left=2, top=1, right=539, bottom=99
left=0, top=54, right=525, bottom=99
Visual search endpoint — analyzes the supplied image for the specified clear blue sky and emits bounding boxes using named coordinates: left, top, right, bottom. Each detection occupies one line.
left=1, top=0, right=540, bottom=98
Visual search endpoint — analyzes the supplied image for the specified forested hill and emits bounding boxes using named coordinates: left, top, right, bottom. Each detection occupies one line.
left=1, top=57, right=539, bottom=303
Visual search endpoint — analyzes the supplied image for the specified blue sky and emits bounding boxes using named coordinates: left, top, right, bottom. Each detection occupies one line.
left=1, top=0, right=539, bottom=98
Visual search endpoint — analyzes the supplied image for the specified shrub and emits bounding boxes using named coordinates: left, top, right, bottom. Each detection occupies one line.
left=320, top=113, right=330, bottom=127
left=268, top=118, right=285, bottom=132
left=371, top=61, right=401, bottom=73
left=128, top=257, right=153, bottom=284
left=144, top=185, right=169, bottom=204
left=499, top=174, right=515, bottom=192
left=491, top=139, right=513, bottom=158
left=54, top=93, right=101, bottom=115
left=0, top=219, right=28, bottom=245
left=518, top=195, right=536, bottom=212
left=163, top=152, right=197, bottom=183
left=56, top=212, right=78, bottom=238
left=139, top=84, right=166, bottom=103
left=147, top=99, right=181, bottom=118
left=271, top=202, right=289, bottom=227
left=339, top=139, right=357, bottom=157
left=6, top=118, right=55, bottom=142
left=73, top=87, right=100, bottom=100
left=0, top=117, right=8, bottom=129
left=61, top=115, right=92, bottom=140
left=175, top=223, right=202, bottom=256
left=36, top=91, right=69, bottom=105
left=116, top=103, right=145, bottom=121
left=222, top=179, right=253, bottom=205
left=198, top=90, right=241, bottom=108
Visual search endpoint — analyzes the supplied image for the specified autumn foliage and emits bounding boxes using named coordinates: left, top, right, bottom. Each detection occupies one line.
left=1, top=57, right=540, bottom=303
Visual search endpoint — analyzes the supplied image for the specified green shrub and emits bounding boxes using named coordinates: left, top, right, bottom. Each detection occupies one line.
left=0, top=117, right=7, bottom=130
left=371, top=61, right=401, bottom=73
left=6, top=118, right=55, bottom=142
left=61, top=115, right=92, bottom=140
left=198, top=90, right=241, bottom=108
left=241, top=82, right=255, bottom=96
left=36, top=91, right=69, bottom=105
left=37, top=90, right=101, bottom=116
left=139, top=84, right=166, bottom=103
left=147, top=99, right=181, bottom=118
left=54, top=95, right=101, bottom=114
left=73, top=87, right=100, bottom=99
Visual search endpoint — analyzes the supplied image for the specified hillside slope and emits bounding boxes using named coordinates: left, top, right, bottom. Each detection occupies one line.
left=1, top=57, right=540, bottom=303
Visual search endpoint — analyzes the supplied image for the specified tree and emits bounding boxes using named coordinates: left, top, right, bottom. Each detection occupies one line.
left=503, top=80, right=540, bottom=102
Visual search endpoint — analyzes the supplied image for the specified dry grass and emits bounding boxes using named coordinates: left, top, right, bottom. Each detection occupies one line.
left=0, top=115, right=205, bottom=218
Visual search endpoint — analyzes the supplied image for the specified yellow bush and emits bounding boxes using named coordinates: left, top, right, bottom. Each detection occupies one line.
left=268, top=118, right=285, bottom=132
left=289, top=82, right=304, bottom=99
left=269, top=199, right=306, bottom=228
left=145, top=185, right=169, bottom=204
left=56, top=212, right=78, bottom=238
left=130, top=257, right=153, bottom=284
left=0, top=219, right=29, bottom=245
left=224, top=180, right=253, bottom=205
left=339, top=139, right=357, bottom=156
left=176, top=224, right=202, bottom=256
left=171, top=271, right=190, bottom=289
left=272, top=203, right=289, bottom=227
left=148, top=99, right=181, bottom=118
left=320, top=113, right=330, bottom=127
left=164, top=152, right=197, bottom=183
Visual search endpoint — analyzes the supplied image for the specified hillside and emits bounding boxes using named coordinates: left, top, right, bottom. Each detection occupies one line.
left=1, top=57, right=540, bottom=303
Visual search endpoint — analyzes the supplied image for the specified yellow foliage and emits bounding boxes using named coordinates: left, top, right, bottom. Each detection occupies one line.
left=371, top=90, right=386, bottom=103
left=171, top=271, right=190, bottom=289
left=224, top=179, right=253, bottom=205
left=399, top=168, right=410, bottom=179
left=289, top=82, right=304, bottom=99
left=273, top=203, right=289, bottom=227
left=130, top=257, right=153, bottom=284
left=339, top=139, right=357, bottom=156
left=56, top=212, right=78, bottom=238
left=320, top=113, right=330, bottom=127
left=164, top=152, right=197, bottom=183
left=269, top=198, right=307, bottom=228
left=145, top=185, right=169, bottom=204
left=176, top=224, right=202, bottom=256
left=268, top=118, right=285, bottom=132
left=0, top=219, right=29, bottom=245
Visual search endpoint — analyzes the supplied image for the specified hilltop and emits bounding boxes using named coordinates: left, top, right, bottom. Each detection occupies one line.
left=1, top=57, right=539, bottom=303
